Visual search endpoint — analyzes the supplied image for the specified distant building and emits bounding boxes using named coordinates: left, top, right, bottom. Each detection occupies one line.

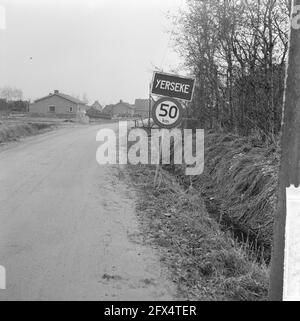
left=102, top=100, right=135, bottom=117
left=90, top=100, right=102, bottom=111
left=133, top=98, right=152, bottom=117
left=29, top=90, right=87, bottom=117
left=86, top=106, right=111, bottom=119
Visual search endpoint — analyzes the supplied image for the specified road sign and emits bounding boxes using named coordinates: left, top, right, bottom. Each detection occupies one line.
left=152, top=97, right=183, bottom=129
left=151, top=72, right=195, bottom=101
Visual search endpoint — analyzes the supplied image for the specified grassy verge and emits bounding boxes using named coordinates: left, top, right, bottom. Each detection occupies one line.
left=0, top=121, right=54, bottom=144
left=165, top=131, right=279, bottom=263
left=125, top=163, right=269, bottom=301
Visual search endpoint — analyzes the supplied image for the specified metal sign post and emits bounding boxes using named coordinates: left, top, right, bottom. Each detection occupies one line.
left=150, top=71, right=195, bottom=186
left=269, top=0, right=300, bottom=301
left=148, top=82, right=152, bottom=128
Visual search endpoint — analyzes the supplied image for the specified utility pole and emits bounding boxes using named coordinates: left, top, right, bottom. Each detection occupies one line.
left=148, top=82, right=152, bottom=128
left=269, top=0, right=300, bottom=300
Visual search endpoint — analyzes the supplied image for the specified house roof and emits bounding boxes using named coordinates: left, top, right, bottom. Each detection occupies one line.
left=91, top=100, right=102, bottom=109
left=86, top=106, right=98, bottom=112
left=115, top=101, right=135, bottom=109
left=34, top=91, right=86, bottom=105
left=103, top=101, right=135, bottom=113
left=86, top=106, right=104, bottom=115
left=102, top=104, right=114, bottom=114
left=134, top=98, right=153, bottom=111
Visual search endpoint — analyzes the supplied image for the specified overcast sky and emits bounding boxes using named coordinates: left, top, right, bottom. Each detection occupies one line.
left=0, top=0, right=184, bottom=105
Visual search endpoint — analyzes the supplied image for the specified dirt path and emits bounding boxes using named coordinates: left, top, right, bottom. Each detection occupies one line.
left=0, top=123, right=175, bottom=300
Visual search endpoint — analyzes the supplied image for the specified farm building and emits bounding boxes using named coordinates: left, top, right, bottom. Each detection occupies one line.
left=102, top=100, right=135, bottom=117
left=29, top=90, right=87, bottom=117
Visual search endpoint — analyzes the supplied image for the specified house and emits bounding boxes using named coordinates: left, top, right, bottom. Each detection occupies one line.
left=102, top=100, right=135, bottom=117
left=29, top=90, right=87, bottom=117
left=86, top=106, right=111, bottom=119
left=90, top=100, right=102, bottom=111
left=133, top=98, right=152, bottom=117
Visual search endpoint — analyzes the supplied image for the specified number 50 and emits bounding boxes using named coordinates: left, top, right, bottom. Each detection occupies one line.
left=158, top=103, right=178, bottom=119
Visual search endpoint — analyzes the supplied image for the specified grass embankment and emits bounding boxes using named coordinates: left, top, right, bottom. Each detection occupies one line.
left=125, top=129, right=279, bottom=300
left=168, top=132, right=280, bottom=263
left=0, top=121, right=53, bottom=144
left=126, top=163, right=269, bottom=301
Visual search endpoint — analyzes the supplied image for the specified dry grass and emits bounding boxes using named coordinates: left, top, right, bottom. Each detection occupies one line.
left=126, top=163, right=269, bottom=301
left=0, top=121, right=53, bottom=144
left=165, top=131, right=280, bottom=263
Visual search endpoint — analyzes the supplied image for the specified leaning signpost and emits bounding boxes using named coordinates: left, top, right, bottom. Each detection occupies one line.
left=149, top=71, right=195, bottom=185
left=151, top=71, right=195, bottom=102
left=150, top=71, right=195, bottom=128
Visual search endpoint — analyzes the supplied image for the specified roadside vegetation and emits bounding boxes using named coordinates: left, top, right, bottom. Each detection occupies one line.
left=167, top=0, right=287, bottom=268
left=124, top=1, right=288, bottom=300
left=0, top=121, right=54, bottom=144
left=174, top=0, right=289, bottom=137
left=126, top=162, right=269, bottom=301
left=123, top=127, right=272, bottom=300
left=165, top=131, right=279, bottom=263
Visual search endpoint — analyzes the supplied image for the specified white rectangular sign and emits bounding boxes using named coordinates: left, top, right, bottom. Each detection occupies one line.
left=283, top=185, right=300, bottom=300
left=0, top=265, right=5, bottom=290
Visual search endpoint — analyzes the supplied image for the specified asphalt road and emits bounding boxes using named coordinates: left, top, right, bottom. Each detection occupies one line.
left=0, top=123, right=175, bottom=301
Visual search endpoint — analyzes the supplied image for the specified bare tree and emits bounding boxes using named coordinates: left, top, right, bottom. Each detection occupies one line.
left=174, top=0, right=289, bottom=137
left=0, top=86, right=23, bottom=101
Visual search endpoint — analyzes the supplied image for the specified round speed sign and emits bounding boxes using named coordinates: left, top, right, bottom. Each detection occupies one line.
left=152, top=97, right=183, bottom=129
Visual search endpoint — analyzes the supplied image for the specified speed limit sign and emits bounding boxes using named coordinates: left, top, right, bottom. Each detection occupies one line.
left=152, top=97, right=183, bottom=129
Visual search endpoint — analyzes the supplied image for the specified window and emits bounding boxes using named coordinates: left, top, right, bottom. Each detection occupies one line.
left=69, top=106, right=73, bottom=112
left=49, top=106, right=55, bottom=112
